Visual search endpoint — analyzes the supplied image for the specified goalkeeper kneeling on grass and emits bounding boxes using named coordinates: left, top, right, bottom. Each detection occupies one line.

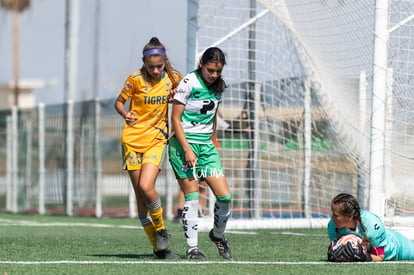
left=327, top=193, right=414, bottom=262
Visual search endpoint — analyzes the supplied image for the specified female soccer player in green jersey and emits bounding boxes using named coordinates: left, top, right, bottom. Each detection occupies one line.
left=169, top=47, right=232, bottom=260
left=327, top=193, right=414, bottom=262
left=114, top=37, right=181, bottom=259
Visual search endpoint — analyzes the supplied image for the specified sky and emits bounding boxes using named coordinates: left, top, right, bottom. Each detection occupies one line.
left=0, top=0, right=188, bottom=104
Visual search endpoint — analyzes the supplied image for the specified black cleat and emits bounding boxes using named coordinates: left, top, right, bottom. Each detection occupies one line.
left=153, top=249, right=180, bottom=260
left=209, top=229, right=232, bottom=260
left=186, top=248, right=206, bottom=260
left=155, top=229, right=170, bottom=250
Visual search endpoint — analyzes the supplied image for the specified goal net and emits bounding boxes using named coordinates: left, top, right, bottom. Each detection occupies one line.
left=190, top=0, right=414, bottom=229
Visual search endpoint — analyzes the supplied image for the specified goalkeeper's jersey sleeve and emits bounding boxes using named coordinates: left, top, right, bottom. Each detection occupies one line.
left=361, top=210, right=414, bottom=260
left=119, top=69, right=180, bottom=152
left=359, top=210, right=387, bottom=249
left=173, top=71, right=223, bottom=144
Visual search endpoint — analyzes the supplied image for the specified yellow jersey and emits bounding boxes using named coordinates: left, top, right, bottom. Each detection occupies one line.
left=119, top=69, right=180, bottom=152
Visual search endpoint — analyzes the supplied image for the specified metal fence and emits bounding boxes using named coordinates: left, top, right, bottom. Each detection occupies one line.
left=0, top=98, right=179, bottom=218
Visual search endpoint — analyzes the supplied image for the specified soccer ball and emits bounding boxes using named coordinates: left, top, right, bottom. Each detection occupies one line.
left=330, top=234, right=367, bottom=262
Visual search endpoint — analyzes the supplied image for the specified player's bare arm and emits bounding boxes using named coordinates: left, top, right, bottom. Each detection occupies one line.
left=114, top=95, right=137, bottom=126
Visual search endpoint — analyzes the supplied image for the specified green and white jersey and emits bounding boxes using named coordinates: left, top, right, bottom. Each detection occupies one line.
left=174, top=71, right=223, bottom=144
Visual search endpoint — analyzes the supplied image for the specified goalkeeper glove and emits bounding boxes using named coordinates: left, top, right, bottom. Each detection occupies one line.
left=343, top=241, right=372, bottom=262
left=327, top=242, right=345, bottom=262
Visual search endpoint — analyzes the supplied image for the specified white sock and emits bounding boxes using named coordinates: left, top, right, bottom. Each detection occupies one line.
left=182, top=199, right=199, bottom=251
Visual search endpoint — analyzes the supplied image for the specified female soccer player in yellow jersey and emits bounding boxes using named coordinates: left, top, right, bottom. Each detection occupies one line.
left=114, top=37, right=181, bottom=259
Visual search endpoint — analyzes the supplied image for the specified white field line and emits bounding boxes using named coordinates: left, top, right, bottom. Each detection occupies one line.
left=0, top=218, right=250, bottom=234
left=0, top=218, right=255, bottom=234
left=1, top=260, right=414, bottom=265
left=0, top=218, right=137, bottom=229
left=1, top=218, right=412, bottom=240
left=0, top=218, right=408, bottom=239
left=0, top=218, right=322, bottom=237
left=270, top=232, right=326, bottom=237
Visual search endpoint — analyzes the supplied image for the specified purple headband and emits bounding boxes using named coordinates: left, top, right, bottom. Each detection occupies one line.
left=143, top=48, right=166, bottom=56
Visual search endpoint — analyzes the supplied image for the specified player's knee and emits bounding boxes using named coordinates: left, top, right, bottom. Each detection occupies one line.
left=184, top=191, right=200, bottom=201
left=216, top=193, right=232, bottom=203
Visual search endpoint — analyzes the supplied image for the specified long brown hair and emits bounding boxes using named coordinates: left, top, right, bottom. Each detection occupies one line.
left=140, top=37, right=180, bottom=88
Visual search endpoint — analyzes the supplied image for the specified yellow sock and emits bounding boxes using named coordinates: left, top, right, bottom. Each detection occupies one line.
left=139, top=215, right=157, bottom=251
left=146, top=197, right=165, bottom=232
left=149, top=207, right=165, bottom=232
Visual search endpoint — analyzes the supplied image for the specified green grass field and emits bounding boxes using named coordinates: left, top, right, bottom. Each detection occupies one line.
left=0, top=213, right=413, bottom=274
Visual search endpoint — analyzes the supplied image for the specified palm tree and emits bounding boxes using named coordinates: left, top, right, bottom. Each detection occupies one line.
left=0, top=0, right=31, bottom=107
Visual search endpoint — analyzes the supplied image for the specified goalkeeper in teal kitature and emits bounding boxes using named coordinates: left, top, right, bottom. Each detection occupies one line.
left=327, top=193, right=414, bottom=262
